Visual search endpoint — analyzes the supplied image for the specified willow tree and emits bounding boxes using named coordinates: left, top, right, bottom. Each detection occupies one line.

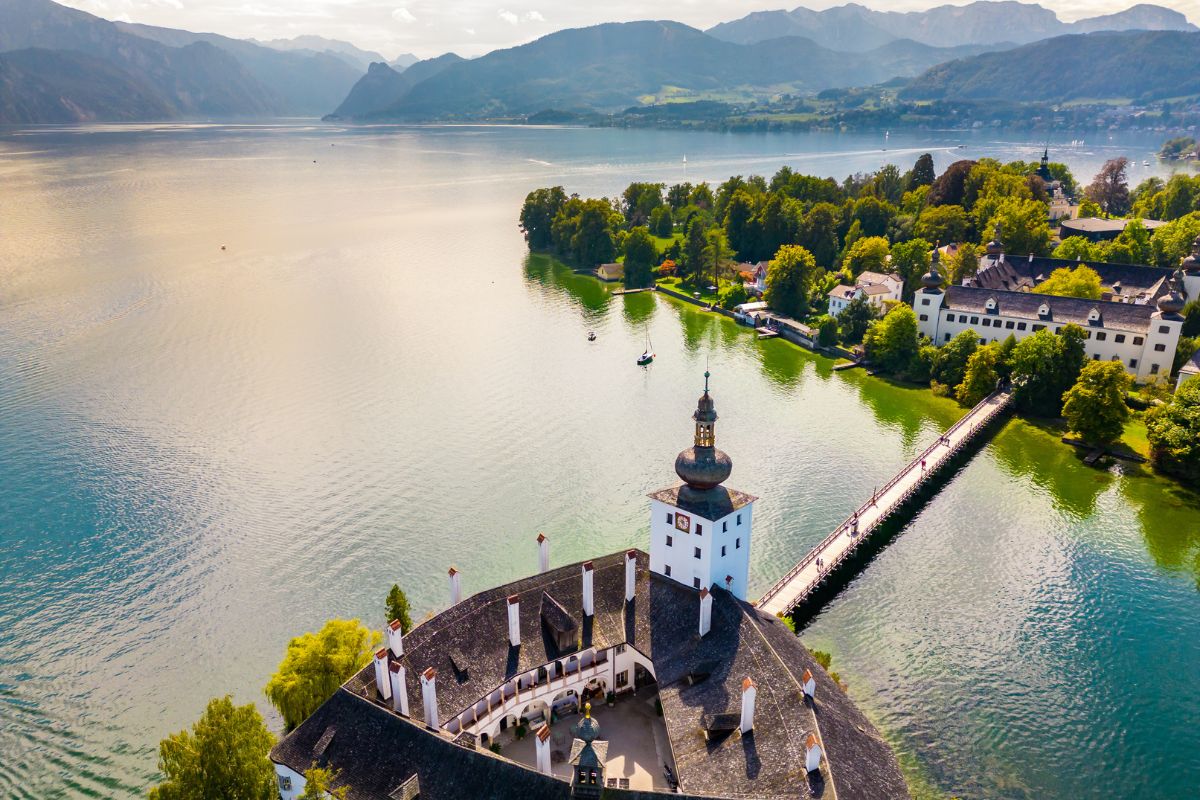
left=150, top=696, right=275, bottom=800
left=265, top=619, right=381, bottom=731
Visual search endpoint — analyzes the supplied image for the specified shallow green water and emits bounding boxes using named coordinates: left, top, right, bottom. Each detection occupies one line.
left=0, top=123, right=1196, bottom=799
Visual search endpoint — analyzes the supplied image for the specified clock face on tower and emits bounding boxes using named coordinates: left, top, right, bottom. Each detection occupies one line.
left=674, top=512, right=691, bottom=532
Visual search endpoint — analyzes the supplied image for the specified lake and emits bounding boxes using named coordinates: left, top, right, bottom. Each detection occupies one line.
left=0, top=123, right=1197, bottom=799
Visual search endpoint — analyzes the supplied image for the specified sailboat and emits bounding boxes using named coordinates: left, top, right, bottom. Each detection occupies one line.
left=637, top=334, right=654, bottom=366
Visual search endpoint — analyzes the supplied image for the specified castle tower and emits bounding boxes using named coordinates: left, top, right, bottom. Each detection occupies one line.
left=648, top=373, right=756, bottom=600
left=914, top=244, right=946, bottom=344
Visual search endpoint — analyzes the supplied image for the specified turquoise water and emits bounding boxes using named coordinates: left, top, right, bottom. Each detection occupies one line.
left=0, top=123, right=1197, bottom=799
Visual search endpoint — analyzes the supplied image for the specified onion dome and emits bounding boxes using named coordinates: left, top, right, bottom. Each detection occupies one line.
left=921, top=245, right=945, bottom=291
left=1182, top=235, right=1200, bottom=272
left=985, top=224, right=1004, bottom=256
left=1158, top=277, right=1186, bottom=316
left=675, top=371, right=733, bottom=490
left=573, top=703, right=600, bottom=743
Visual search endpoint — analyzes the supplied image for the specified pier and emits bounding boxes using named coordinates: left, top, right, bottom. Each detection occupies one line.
left=756, top=387, right=1015, bottom=617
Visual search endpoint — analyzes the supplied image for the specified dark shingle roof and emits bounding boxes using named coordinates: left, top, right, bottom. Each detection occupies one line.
left=291, top=551, right=908, bottom=800
left=648, top=485, right=757, bottom=520
left=944, top=285, right=1158, bottom=333
left=970, top=253, right=1173, bottom=301
left=540, top=592, right=577, bottom=635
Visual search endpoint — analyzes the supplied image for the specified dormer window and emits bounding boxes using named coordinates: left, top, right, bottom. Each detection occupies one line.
left=1038, top=303, right=1051, bottom=318
left=985, top=297, right=998, bottom=314
left=1087, top=308, right=1102, bottom=325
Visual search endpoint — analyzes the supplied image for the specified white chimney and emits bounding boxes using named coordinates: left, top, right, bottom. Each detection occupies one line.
left=698, top=588, right=712, bottom=637
left=537, top=533, right=549, bottom=573
left=507, top=594, right=521, bottom=647
left=448, top=567, right=462, bottom=606
left=740, top=677, right=757, bottom=734
left=420, top=667, right=439, bottom=728
left=386, top=619, right=404, bottom=657
left=373, top=648, right=392, bottom=702
left=535, top=724, right=552, bottom=775
left=805, top=733, right=823, bottom=773
left=582, top=561, right=594, bottom=616
left=389, top=663, right=409, bottom=716
left=801, top=668, right=815, bottom=700
left=624, top=549, right=637, bottom=602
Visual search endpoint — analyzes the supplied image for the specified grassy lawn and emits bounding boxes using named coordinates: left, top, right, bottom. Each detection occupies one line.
left=652, top=232, right=683, bottom=250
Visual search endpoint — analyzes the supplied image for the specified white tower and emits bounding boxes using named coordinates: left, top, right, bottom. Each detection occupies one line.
left=914, top=244, right=947, bottom=344
left=648, top=372, right=756, bottom=600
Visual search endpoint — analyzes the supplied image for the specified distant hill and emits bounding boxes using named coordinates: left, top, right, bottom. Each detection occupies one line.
left=252, top=35, right=385, bottom=72
left=390, top=53, right=419, bottom=71
left=117, top=22, right=363, bottom=116
left=708, top=1, right=1196, bottom=50
left=0, top=48, right=174, bottom=122
left=0, top=0, right=278, bottom=118
left=901, top=30, right=1200, bottom=103
left=328, top=53, right=465, bottom=119
left=341, top=21, right=998, bottom=120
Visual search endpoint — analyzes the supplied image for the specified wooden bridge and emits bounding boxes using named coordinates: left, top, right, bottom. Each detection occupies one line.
left=756, top=387, right=1015, bottom=617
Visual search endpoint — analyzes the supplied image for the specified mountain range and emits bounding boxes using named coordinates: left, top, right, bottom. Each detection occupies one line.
left=0, top=0, right=363, bottom=121
left=332, top=21, right=1000, bottom=120
left=708, top=1, right=1196, bottom=51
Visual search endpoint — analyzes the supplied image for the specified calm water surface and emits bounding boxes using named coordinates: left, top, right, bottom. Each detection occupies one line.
left=0, top=124, right=1197, bottom=799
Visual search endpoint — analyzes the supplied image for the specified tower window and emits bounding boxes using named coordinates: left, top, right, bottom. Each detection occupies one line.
left=1151, top=364, right=1160, bottom=374
left=1130, top=359, right=1138, bottom=368
left=1159, top=325, right=1170, bottom=334
left=736, top=514, right=742, bottom=525
left=666, top=535, right=673, bottom=547
left=1115, top=334, right=1126, bottom=343
left=666, top=513, right=673, bottom=524
left=695, top=524, right=703, bottom=535
left=664, top=565, right=672, bottom=577
left=1133, top=336, right=1144, bottom=346
left=722, top=521, right=727, bottom=532
left=1154, top=343, right=1166, bottom=352
left=692, top=577, right=701, bottom=589
left=694, top=547, right=702, bottom=560
left=721, top=545, right=727, bottom=557
left=736, top=538, right=741, bottom=549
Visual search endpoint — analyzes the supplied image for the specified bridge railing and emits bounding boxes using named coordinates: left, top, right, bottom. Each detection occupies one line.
left=757, top=388, right=1013, bottom=612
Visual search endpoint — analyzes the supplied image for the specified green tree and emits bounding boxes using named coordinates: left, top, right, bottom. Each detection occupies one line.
left=718, top=282, right=749, bottom=310
left=868, top=164, right=905, bottom=205
left=519, top=187, right=567, bottom=250
left=890, top=238, right=932, bottom=299
left=265, top=619, right=381, bottom=731
left=928, top=159, right=976, bottom=207
left=755, top=192, right=797, bottom=262
left=908, top=153, right=936, bottom=190
left=702, top=228, right=730, bottom=290
left=843, top=236, right=890, bottom=276
left=682, top=217, right=708, bottom=280
left=1010, top=326, right=1086, bottom=415
left=149, top=696, right=275, bottom=800
left=571, top=199, right=619, bottom=266
left=723, top=189, right=758, bottom=258
left=1150, top=212, right=1200, bottom=267
left=648, top=206, right=674, bottom=238
left=864, top=304, right=920, bottom=375
left=817, top=315, right=839, bottom=346
left=1033, top=265, right=1105, bottom=300
left=1062, top=361, right=1132, bottom=446
left=979, top=198, right=1052, bottom=256
left=799, top=202, right=841, bottom=266
left=837, top=295, right=875, bottom=344
left=1052, top=237, right=1102, bottom=262
left=851, top=195, right=896, bottom=238
left=945, top=242, right=982, bottom=285
left=299, top=766, right=350, bottom=800
left=765, top=245, right=817, bottom=318
left=385, top=584, right=413, bottom=634
left=932, top=329, right=979, bottom=390
left=623, top=227, right=657, bottom=289
left=1146, top=376, right=1200, bottom=486
left=620, top=182, right=664, bottom=225
left=1077, top=197, right=1104, bottom=219
left=914, top=204, right=968, bottom=245
left=956, top=345, right=1000, bottom=406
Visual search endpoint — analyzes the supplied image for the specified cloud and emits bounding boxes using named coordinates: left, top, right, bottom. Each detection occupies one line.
left=391, top=7, right=416, bottom=24
left=525, top=11, right=545, bottom=23
left=497, top=9, right=518, bottom=26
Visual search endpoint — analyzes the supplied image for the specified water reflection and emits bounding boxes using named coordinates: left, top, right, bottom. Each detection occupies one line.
left=988, top=419, right=1116, bottom=520
left=523, top=253, right=612, bottom=315
left=1122, top=476, right=1200, bottom=587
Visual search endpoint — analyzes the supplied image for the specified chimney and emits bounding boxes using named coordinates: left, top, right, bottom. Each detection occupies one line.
left=535, top=724, right=552, bottom=775
left=625, top=550, right=637, bottom=602
left=582, top=561, right=594, bottom=616
left=801, top=668, right=815, bottom=700
left=448, top=567, right=462, bottom=606
left=805, top=733, right=823, bottom=773
left=420, top=667, right=439, bottom=728
left=537, top=533, right=549, bottom=573
left=507, top=594, right=521, bottom=647
left=386, top=619, right=404, bottom=657
left=698, top=588, right=712, bottom=637
left=373, top=648, right=392, bottom=702
left=740, top=677, right=757, bottom=734
left=390, top=663, right=410, bottom=716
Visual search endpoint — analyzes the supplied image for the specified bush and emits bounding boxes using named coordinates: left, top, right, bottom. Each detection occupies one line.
left=810, top=649, right=833, bottom=670
left=718, top=282, right=749, bottom=309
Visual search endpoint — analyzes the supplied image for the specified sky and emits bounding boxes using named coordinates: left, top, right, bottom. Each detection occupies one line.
left=60, top=0, right=1200, bottom=59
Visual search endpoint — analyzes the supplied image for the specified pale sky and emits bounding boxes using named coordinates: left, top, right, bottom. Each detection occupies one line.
left=61, top=0, right=1199, bottom=59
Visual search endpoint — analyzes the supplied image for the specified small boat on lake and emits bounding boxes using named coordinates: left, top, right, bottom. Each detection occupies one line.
left=588, top=331, right=596, bottom=341
left=637, top=334, right=654, bottom=365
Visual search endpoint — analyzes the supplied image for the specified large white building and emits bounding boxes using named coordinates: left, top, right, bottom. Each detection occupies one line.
left=913, top=234, right=1199, bottom=383
left=827, top=270, right=903, bottom=317
left=270, top=383, right=909, bottom=800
